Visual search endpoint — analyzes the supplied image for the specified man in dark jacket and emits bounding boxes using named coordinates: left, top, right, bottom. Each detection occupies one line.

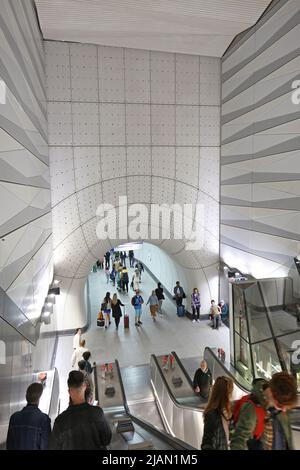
left=49, top=370, right=112, bottom=450
left=6, top=382, right=51, bottom=450
left=173, top=281, right=185, bottom=306
left=193, top=360, right=212, bottom=399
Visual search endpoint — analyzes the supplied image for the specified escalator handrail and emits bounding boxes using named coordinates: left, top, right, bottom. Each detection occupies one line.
left=204, top=348, right=300, bottom=433
left=114, top=359, right=195, bottom=450
left=151, top=354, right=204, bottom=412
left=171, top=350, right=196, bottom=391
left=204, top=347, right=251, bottom=393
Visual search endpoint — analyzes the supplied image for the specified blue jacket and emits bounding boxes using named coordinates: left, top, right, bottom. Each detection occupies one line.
left=6, top=404, right=51, bottom=450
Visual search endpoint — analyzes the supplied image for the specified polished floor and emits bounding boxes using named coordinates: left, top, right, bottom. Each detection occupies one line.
left=55, top=265, right=229, bottom=411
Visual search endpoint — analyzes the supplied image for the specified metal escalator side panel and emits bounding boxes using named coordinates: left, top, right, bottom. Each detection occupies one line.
left=150, top=354, right=204, bottom=449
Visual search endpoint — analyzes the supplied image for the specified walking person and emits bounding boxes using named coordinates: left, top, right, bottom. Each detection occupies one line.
left=191, top=288, right=201, bottom=323
left=6, top=383, right=51, bottom=450
left=49, top=371, right=112, bottom=450
left=104, top=251, right=111, bottom=270
left=104, top=266, right=110, bottom=284
left=121, top=266, right=129, bottom=293
left=201, top=376, right=233, bottom=450
left=131, top=268, right=140, bottom=292
left=131, top=290, right=144, bottom=326
left=78, top=360, right=94, bottom=404
left=71, top=339, right=88, bottom=369
left=82, top=351, right=95, bottom=375
left=129, top=250, right=134, bottom=268
left=111, top=293, right=124, bottom=330
left=147, top=290, right=159, bottom=322
left=135, top=261, right=144, bottom=281
left=155, top=282, right=165, bottom=316
left=73, top=328, right=81, bottom=350
left=173, top=281, right=186, bottom=307
left=102, top=292, right=112, bottom=329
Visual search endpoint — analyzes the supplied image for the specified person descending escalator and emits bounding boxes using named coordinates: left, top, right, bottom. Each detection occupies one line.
left=6, top=383, right=51, bottom=450
left=49, top=371, right=112, bottom=450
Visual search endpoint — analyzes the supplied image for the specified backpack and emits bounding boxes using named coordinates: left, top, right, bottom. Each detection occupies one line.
left=131, top=295, right=141, bottom=307
left=122, top=271, right=129, bottom=282
left=233, top=394, right=266, bottom=440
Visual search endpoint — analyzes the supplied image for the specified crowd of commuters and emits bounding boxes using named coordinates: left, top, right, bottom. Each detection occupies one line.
left=7, top=361, right=297, bottom=450
left=201, top=372, right=297, bottom=450
left=8, top=249, right=297, bottom=450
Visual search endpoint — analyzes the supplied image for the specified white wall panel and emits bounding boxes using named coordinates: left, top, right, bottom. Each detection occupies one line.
left=127, top=147, right=151, bottom=175
left=150, top=52, right=175, bottom=104
left=99, top=103, right=125, bottom=145
left=176, top=105, right=199, bottom=146
left=200, top=106, right=220, bottom=146
left=101, top=147, right=126, bottom=180
left=152, top=147, right=176, bottom=178
left=98, top=46, right=124, bottom=102
left=125, top=49, right=150, bottom=103
left=200, top=57, right=221, bottom=105
left=47, top=102, right=72, bottom=145
left=46, top=41, right=221, bottom=330
left=74, top=147, right=101, bottom=191
left=72, top=102, right=99, bottom=145
left=176, top=147, right=199, bottom=187
left=126, top=104, right=151, bottom=145
left=151, top=105, right=175, bottom=145
left=49, top=147, right=75, bottom=205
left=70, top=43, right=98, bottom=101
left=176, top=54, right=199, bottom=105
left=45, top=41, right=71, bottom=101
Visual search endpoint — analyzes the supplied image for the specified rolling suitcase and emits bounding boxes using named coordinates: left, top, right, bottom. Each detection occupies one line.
left=177, top=305, right=185, bottom=317
left=124, top=313, right=129, bottom=329
left=97, top=311, right=105, bottom=327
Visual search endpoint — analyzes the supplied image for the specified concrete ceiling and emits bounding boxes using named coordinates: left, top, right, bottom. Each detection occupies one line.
left=35, top=0, right=271, bottom=57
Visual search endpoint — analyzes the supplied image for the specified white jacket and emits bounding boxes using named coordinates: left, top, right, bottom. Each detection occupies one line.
left=71, top=346, right=88, bottom=368
left=132, top=273, right=140, bottom=291
left=73, top=332, right=81, bottom=349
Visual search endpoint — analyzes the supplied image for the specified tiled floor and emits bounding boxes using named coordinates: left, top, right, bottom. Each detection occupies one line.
left=55, top=265, right=229, bottom=411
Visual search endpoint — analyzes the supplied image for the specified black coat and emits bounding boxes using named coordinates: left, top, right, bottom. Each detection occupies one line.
left=201, top=409, right=228, bottom=450
left=112, top=299, right=124, bottom=319
left=49, top=403, right=112, bottom=450
left=193, top=368, right=212, bottom=398
left=155, top=287, right=165, bottom=301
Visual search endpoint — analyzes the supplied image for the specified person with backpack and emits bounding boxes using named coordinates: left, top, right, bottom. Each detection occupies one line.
left=201, top=376, right=233, bottom=450
left=121, top=266, right=129, bottom=293
left=231, top=373, right=297, bottom=450
left=131, top=290, right=144, bottom=326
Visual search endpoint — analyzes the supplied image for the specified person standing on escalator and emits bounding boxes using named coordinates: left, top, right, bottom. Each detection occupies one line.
left=193, top=360, right=212, bottom=399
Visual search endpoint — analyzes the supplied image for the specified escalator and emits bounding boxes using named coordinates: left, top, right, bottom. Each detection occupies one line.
left=93, top=360, right=194, bottom=450
left=177, top=346, right=300, bottom=450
